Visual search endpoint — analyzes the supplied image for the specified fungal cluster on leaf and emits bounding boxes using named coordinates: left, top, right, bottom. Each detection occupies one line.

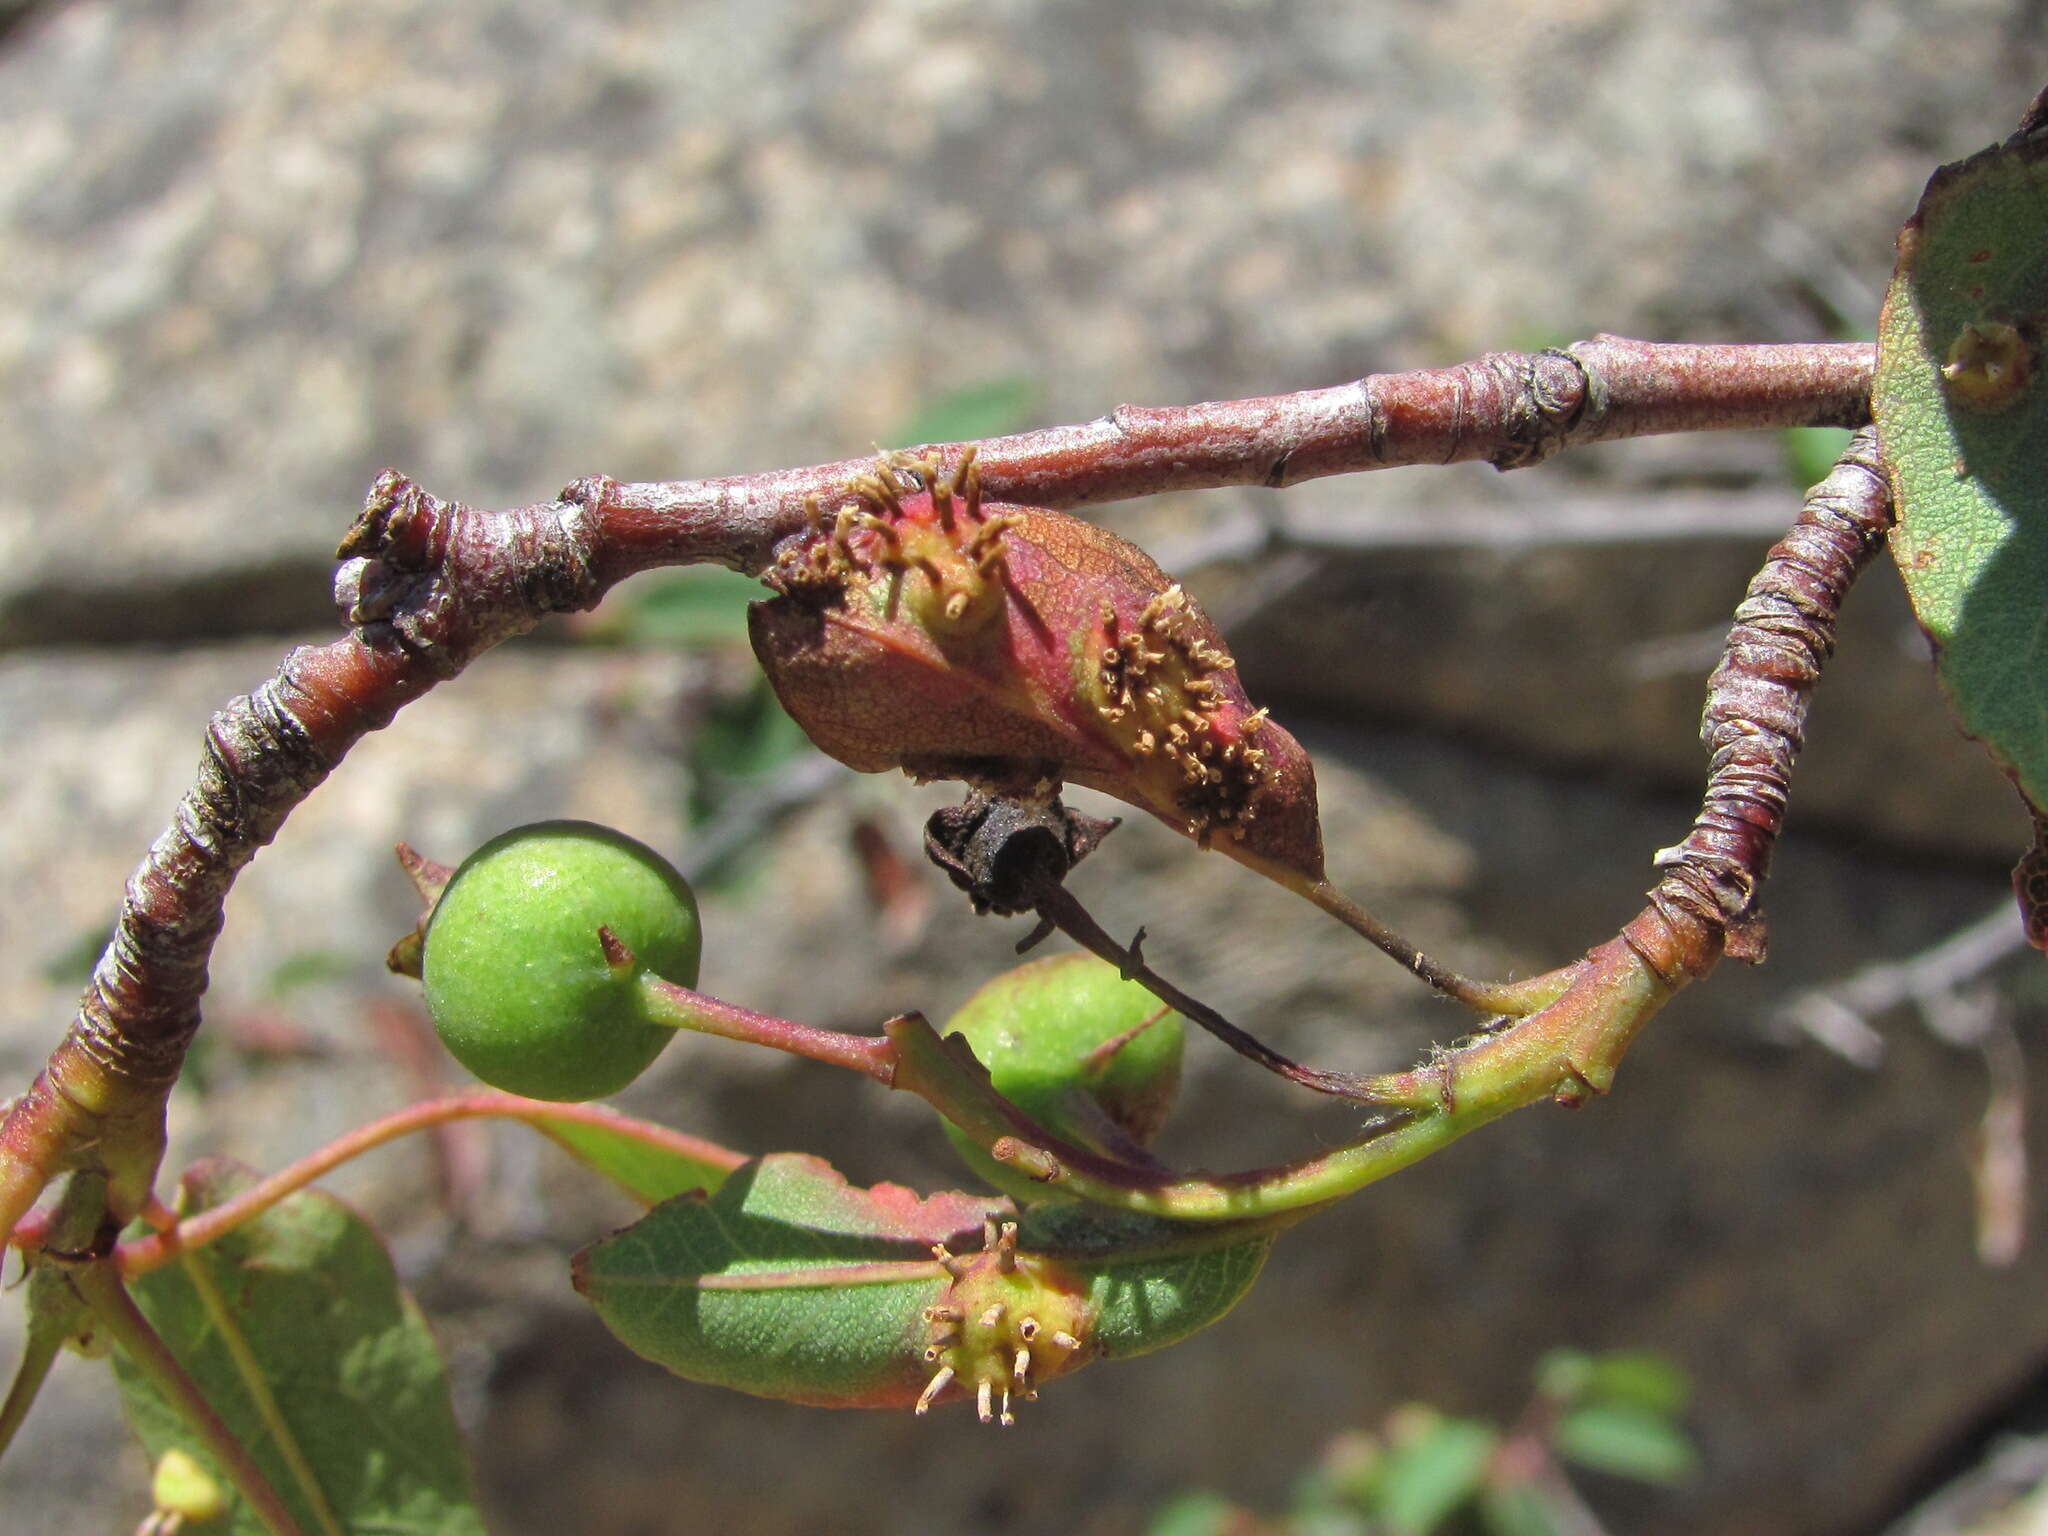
left=748, top=451, right=1328, bottom=887
left=762, top=447, right=1015, bottom=627
left=1090, top=584, right=1279, bottom=847
left=918, top=1217, right=1089, bottom=1426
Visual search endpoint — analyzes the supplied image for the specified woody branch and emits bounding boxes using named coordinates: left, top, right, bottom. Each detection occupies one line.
left=0, top=337, right=1874, bottom=1246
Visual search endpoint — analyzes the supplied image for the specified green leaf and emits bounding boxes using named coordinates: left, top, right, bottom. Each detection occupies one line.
left=1287, top=1441, right=1379, bottom=1535
left=574, top=1154, right=1002, bottom=1408
left=1580, top=1351, right=1690, bottom=1417
left=1552, top=1402, right=1698, bottom=1486
left=609, top=566, right=765, bottom=650
left=1476, top=1483, right=1564, bottom=1536
left=1780, top=425, right=1854, bottom=490
left=527, top=1109, right=745, bottom=1206
left=1368, top=1414, right=1499, bottom=1534
left=262, top=948, right=356, bottom=998
left=112, top=1160, right=483, bottom=1536
left=39, top=917, right=113, bottom=987
left=1145, top=1490, right=1244, bottom=1536
left=1014, top=1201, right=1273, bottom=1362
left=896, top=376, right=1038, bottom=447
left=1534, top=1348, right=1688, bottom=1418
left=1876, top=120, right=2048, bottom=822
left=1533, top=1347, right=1594, bottom=1402
left=1290, top=1510, right=1373, bottom=1536
left=686, top=676, right=811, bottom=832
left=573, top=1154, right=1272, bottom=1414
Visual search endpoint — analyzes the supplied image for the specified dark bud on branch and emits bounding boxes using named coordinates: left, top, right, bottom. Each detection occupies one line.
left=923, top=789, right=1119, bottom=917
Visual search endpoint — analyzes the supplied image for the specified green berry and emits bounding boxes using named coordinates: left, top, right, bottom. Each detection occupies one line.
left=422, top=821, right=701, bottom=1102
left=942, top=954, right=1183, bottom=1195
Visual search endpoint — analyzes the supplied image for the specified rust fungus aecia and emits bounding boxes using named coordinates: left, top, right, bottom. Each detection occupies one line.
left=913, top=1217, right=1092, bottom=1425
left=1941, top=320, right=2031, bottom=411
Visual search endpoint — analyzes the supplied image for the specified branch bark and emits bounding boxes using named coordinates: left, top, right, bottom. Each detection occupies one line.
left=1647, top=425, right=1893, bottom=962
left=0, top=337, right=1874, bottom=1246
left=589, top=337, right=1872, bottom=575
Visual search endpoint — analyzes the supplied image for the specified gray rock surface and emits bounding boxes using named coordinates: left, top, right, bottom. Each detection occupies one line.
left=3, top=3, right=2046, bottom=1534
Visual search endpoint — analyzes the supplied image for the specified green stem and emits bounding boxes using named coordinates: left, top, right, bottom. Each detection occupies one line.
left=1290, top=874, right=1580, bottom=1017
left=70, top=1260, right=308, bottom=1536
left=890, top=926, right=1676, bottom=1221
left=0, top=1170, right=110, bottom=1473
left=115, top=1095, right=745, bottom=1279
left=0, top=1322, right=61, bottom=1465
left=615, top=920, right=1690, bottom=1222
left=0, top=1054, right=167, bottom=1255
left=1031, top=884, right=1389, bottom=1100
left=180, top=1248, right=346, bottom=1536
left=636, top=978, right=897, bottom=1080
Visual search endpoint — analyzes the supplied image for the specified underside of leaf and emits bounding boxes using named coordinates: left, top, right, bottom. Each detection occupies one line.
left=112, top=1160, right=484, bottom=1536
left=572, top=1153, right=1272, bottom=1418
left=1876, top=109, right=2048, bottom=939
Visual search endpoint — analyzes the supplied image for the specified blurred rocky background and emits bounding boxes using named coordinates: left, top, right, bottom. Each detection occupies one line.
left=5, top=2, right=2048, bottom=1532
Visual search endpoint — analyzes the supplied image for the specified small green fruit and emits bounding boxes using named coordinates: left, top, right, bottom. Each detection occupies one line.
left=422, top=821, right=701, bottom=1102
left=942, top=954, right=1183, bottom=1194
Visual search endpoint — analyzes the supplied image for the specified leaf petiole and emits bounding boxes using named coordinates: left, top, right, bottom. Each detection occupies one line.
left=69, top=1257, right=309, bottom=1536
left=109, top=1095, right=745, bottom=1279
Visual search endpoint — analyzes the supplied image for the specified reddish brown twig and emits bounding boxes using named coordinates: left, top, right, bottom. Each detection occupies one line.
left=0, top=339, right=1874, bottom=1248
left=588, top=337, right=1872, bottom=575
left=1361, top=428, right=1893, bottom=1113
left=1646, top=425, right=1892, bottom=965
left=0, top=485, right=609, bottom=1243
left=110, top=1093, right=747, bottom=1279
